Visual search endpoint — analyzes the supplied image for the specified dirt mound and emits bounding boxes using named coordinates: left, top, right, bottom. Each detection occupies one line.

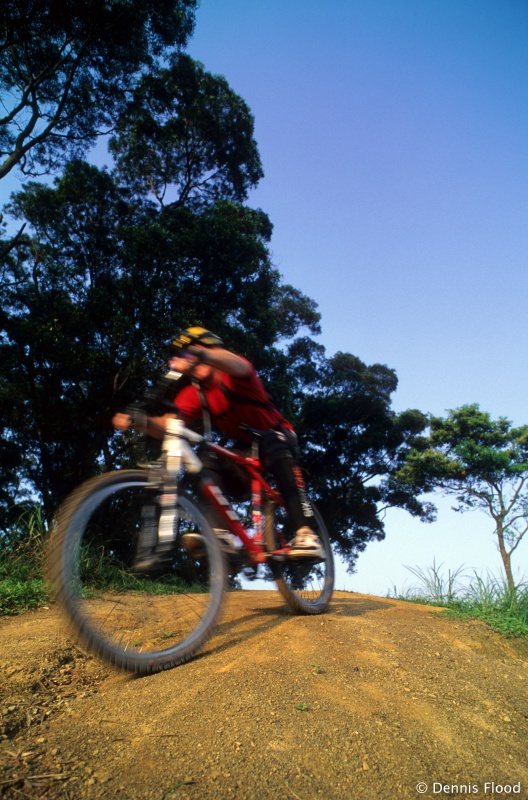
left=1, top=591, right=527, bottom=799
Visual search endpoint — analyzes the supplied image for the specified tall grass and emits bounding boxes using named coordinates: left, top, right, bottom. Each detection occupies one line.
left=392, top=558, right=468, bottom=605
left=1, top=505, right=213, bottom=615
left=449, top=571, right=528, bottom=638
left=390, top=560, right=528, bottom=638
left=77, top=542, right=209, bottom=597
left=0, top=505, right=50, bottom=614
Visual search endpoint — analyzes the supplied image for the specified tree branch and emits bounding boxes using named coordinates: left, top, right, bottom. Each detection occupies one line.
left=0, top=222, right=26, bottom=261
left=0, top=36, right=89, bottom=179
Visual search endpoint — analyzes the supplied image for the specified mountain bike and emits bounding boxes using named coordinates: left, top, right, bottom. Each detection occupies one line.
left=49, top=407, right=334, bottom=675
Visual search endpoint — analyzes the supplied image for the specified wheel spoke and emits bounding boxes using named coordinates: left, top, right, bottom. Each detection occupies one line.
left=50, top=472, right=225, bottom=673
left=264, top=501, right=334, bottom=614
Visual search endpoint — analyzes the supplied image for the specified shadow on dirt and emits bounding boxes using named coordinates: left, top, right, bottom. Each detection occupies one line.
left=330, top=595, right=395, bottom=616
left=191, top=592, right=396, bottom=662
left=76, top=592, right=399, bottom=683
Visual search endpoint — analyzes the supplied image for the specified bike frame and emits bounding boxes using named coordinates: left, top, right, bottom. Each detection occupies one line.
left=198, top=440, right=285, bottom=564
left=158, top=417, right=289, bottom=565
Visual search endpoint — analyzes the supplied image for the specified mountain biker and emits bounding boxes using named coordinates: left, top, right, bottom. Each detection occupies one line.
left=113, top=327, right=323, bottom=564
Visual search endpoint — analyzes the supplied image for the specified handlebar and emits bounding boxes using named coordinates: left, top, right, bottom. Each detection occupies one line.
left=123, top=371, right=204, bottom=474
left=131, top=370, right=191, bottom=417
left=162, top=418, right=203, bottom=474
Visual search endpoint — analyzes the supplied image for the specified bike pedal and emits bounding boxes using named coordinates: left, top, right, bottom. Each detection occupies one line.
left=266, top=551, right=288, bottom=562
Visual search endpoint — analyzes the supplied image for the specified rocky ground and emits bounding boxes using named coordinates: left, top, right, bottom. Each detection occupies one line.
left=1, top=590, right=527, bottom=800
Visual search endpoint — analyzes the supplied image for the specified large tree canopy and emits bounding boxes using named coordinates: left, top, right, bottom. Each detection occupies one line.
left=0, top=153, right=432, bottom=570
left=293, top=351, right=433, bottom=568
left=395, top=404, right=528, bottom=590
left=0, top=155, right=435, bottom=569
left=109, top=54, right=264, bottom=209
left=0, top=41, right=433, bottom=573
left=1, top=159, right=314, bottom=518
left=0, top=0, right=198, bottom=179
left=0, top=50, right=317, bottom=523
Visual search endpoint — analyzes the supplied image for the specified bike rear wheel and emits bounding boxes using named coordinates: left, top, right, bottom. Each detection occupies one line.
left=264, top=501, right=334, bottom=614
left=49, top=470, right=226, bottom=674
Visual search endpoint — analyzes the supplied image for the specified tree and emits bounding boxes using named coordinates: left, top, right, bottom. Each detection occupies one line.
left=0, top=41, right=433, bottom=574
left=109, top=54, right=264, bottom=209
left=0, top=155, right=434, bottom=573
left=292, top=350, right=434, bottom=570
left=0, top=0, right=198, bottom=180
left=0, top=160, right=320, bottom=519
left=395, top=404, right=528, bottom=591
left=0, top=44, right=323, bottom=522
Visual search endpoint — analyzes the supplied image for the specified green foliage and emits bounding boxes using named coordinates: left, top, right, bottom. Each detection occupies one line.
left=0, top=578, right=48, bottom=616
left=395, top=559, right=468, bottom=605
left=0, top=505, right=47, bottom=581
left=296, top=351, right=433, bottom=569
left=0, top=0, right=198, bottom=179
left=445, top=597, right=528, bottom=639
left=0, top=158, right=296, bottom=515
left=0, top=33, right=435, bottom=575
left=0, top=35, right=320, bottom=520
left=295, top=702, right=311, bottom=711
left=0, top=503, right=210, bottom=616
left=109, top=53, right=263, bottom=208
left=399, top=404, right=528, bottom=492
left=0, top=506, right=49, bottom=614
left=395, top=404, right=528, bottom=591
left=76, top=536, right=210, bottom=598
left=447, top=570, right=528, bottom=637
left=391, top=562, right=528, bottom=639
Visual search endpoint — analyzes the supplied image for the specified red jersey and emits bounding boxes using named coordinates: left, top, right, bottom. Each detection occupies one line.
left=173, top=360, right=293, bottom=442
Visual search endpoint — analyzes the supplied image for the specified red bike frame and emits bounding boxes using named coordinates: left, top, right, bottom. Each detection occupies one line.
left=197, top=440, right=285, bottom=564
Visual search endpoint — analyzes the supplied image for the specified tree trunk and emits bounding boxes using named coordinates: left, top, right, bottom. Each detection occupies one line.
left=496, top=521, right=515, bottom=593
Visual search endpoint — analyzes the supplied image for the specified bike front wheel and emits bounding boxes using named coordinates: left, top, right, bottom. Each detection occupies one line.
left=264, top=501, right=334, bottom=614
left=49, top=470, right=226, bottom=674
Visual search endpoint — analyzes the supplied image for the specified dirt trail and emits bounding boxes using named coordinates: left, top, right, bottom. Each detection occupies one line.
left=1, top=591, right=528, bottom=800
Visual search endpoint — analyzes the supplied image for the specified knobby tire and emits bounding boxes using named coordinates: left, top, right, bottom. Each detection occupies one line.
left=264, top=501, right=334, bottom=614
left=48, top=470, right=226, bottom=674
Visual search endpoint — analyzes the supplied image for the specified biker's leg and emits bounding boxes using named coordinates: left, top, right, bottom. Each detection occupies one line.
left=259, top=430, right=323, bottom=558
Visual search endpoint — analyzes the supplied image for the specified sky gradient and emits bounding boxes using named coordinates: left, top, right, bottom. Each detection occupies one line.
left=187, top=0, right=528, bottom=594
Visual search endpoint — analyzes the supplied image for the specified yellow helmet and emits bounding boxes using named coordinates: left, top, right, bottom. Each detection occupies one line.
left=170, top=326, right=223, bottom=353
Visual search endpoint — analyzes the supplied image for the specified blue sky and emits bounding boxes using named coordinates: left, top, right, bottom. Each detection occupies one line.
left=187, top=0, right=528, bottom=593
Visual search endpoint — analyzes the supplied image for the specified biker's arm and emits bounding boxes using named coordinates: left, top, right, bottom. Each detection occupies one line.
left=112, top=411, right=175, bottom=439
left=191, top=346, right=251, bottom=378
left=168, top=345, right=251, bottom=379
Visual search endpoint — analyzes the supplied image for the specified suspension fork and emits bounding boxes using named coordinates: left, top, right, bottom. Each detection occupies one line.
left=156, top=418, right=202, bottom=546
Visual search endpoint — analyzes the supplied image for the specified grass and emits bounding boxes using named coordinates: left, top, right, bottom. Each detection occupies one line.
left=0, top=577, right=49, bottom=615
left=445, top=571, right=528, bottom=638
left=390, top=559, right=528, bottom=639
left=0, top=506, right=50, bottom=614
left=295, top=702, right=311, bottom=711
left=1, top=504, right=212, bottom=615
left=77, top=545, right=208, bottom=598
